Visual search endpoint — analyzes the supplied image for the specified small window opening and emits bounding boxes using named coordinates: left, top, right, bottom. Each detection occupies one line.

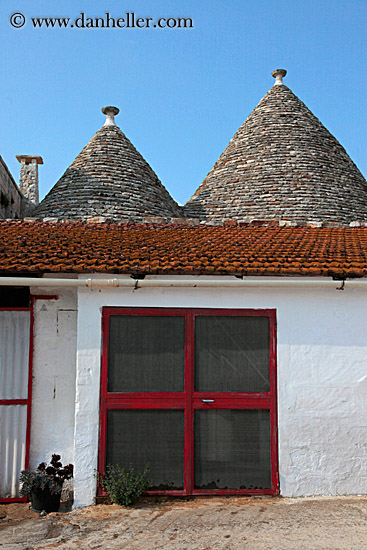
left=0, top=286, right=30, bottom=307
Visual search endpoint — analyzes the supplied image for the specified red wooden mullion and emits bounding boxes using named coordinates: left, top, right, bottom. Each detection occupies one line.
left=192, top=488, right=275, bottom=496
left=105, top=398, right=185, bottom=409
left=184, top=310, right=194, bottom=495
left=194, top=390, right=271, bottom=399
left=0, top=399, right=28, bottom=406
left=193, top=395, right=272, bottom=409
left=102, top=306, right=190, bottom=318
left=193, top=400, right=272, bottom=410
left=191, top=307, right=275, bottom=318
left=0, top=497, right=28, bottom=503
left=106, top=391, right=186, bottom=401
left=269, top=311, right=279, bottom=494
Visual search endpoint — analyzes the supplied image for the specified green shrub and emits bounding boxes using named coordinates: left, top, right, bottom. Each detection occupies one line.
left=97, top=463, right=151, bottom=506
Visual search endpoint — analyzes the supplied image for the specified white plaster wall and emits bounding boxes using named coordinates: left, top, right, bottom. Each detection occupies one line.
left=30, top=288, right=77, bottom=470
left=73, top=277, right=367, bottom=507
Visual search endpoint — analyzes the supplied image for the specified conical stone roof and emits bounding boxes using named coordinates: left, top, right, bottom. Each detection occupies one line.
left=35, top=107, right=182, bottom=222
left=184, top=70, right=367, bottom=225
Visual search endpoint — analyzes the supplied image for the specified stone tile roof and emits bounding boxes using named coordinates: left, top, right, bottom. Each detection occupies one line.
left=184, top=77, right=367, bottom=225
left=1, top=221, right=367, bottom=278
left=35, top=119, right=182, bottom=222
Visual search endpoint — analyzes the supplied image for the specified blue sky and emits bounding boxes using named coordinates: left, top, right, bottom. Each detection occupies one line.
left=1, top=0, right=366, bottom=205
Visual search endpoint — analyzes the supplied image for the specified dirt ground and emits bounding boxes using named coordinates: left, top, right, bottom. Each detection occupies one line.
left=1, top=496, right=367, bottom=550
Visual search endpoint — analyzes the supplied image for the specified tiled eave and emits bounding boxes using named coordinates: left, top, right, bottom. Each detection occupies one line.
left=1, top=221, right=367, bottom=278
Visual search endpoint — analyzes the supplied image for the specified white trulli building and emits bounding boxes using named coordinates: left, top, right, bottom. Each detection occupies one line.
left=1, top=70, right=366, bottom=508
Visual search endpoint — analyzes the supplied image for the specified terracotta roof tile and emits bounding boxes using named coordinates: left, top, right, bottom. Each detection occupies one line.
left=0, top=221, right=367, bottom=278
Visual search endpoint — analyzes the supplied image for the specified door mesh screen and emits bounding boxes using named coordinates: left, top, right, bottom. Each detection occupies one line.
left=195, top=316, right=269, bottom=392
left=108, top=316, right=185, bottom=392
left=106, top=410, right=184, bottom=490
left=194, top=409, right=271, bottom=490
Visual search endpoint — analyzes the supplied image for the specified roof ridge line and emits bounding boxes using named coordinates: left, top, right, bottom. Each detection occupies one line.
left=3, top=217, right=367, bottom=229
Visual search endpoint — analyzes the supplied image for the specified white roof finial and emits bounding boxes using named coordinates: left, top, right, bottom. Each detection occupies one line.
left=271, top=69, right=287, bottom=86
left=101, top=106, right=120, bottom=126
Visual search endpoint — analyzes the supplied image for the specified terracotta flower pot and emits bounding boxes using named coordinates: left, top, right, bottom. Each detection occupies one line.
left=30, top=487, right=62, bottom=513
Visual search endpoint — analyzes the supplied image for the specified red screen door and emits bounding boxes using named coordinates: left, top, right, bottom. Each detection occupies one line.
left=99, top=308, right=278, bottom=496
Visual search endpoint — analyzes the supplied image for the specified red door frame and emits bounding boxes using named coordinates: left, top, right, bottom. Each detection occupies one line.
left=98, top=307, right=279, bottom=496
left=0, top=306, right=33, bottom=503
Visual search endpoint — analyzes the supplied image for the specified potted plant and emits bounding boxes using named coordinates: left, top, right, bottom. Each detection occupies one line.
left=19, top=454, right=73, bottom=513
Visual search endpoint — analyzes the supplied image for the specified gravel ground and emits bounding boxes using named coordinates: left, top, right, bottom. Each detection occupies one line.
left=1, top=496, right=367, bottom=550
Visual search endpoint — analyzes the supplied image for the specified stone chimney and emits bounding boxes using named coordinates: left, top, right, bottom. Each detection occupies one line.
left=16, top=155, right=43, bottom=215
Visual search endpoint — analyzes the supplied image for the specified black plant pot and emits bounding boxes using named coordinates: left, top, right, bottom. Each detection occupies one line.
left=30, top=488, right=61, bottom=513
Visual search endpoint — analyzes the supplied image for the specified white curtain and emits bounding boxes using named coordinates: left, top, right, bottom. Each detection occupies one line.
left=0, top=311, right=30, bottom=498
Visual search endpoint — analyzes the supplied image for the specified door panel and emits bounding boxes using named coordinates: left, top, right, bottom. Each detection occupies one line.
left=194, top=409, right=271, bottom=490
left=194, top=316, right=270, bottom=392
left=108, top=315, right=185, bottom=392
left=106, top=409, right=185, bottom=490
